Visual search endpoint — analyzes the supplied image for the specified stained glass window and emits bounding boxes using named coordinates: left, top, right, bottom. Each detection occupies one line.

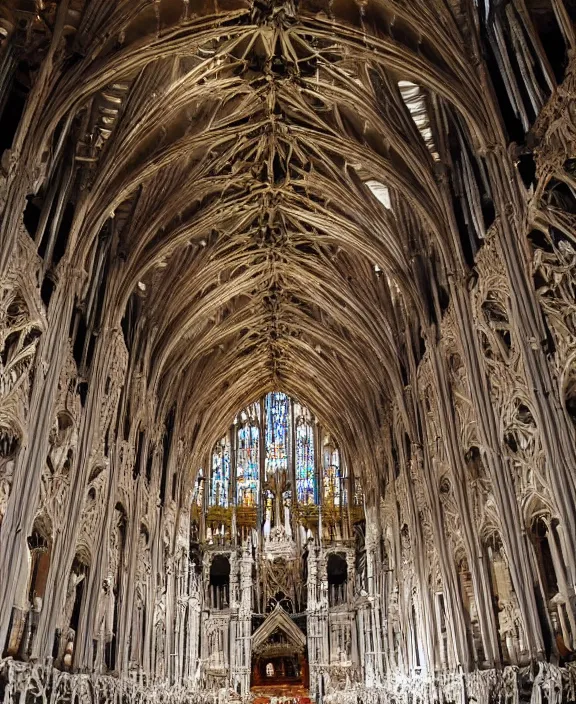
left=296, top=416, right=316, bottom=504
left=210, top=436, right=230, bottom=507
left=208, top=397, right=349, bottom=517
left=265, top=392, right=290, bottom=477
left=323, top=439, right=345, bottom=507
left=237, top=419, right=259, bottom=507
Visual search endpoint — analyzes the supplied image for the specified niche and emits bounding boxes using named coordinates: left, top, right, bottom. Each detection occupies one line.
left=505, top=401, right=536, bottom=454
left=104, top=504, right=127, bottom=672
left=57, top=556, right=89, bottom=670
left=529, top=517, right=575, bottom=658
left=434, top=593, right=447, bottom=669
left=531, top=518, right=557, bottom=588
left=15, top=531, right=51, bottom=660
left=0, top=425, right=20, bottom=481
left=47, top=412, right=74, bottom=476
left=481, top=294, right=512, bottom=355
left=458, top=556, right=486, bottom=666
left=517, top=152, right=537, bottom=190
left=465, top=446, right=486, bottom=481
left=209, top=555, right=230, bottom=610
left=544, top=178, right=576, bottom=214
left=485, top=535, right=524, bottom=665
left=327, top=553, right=348, bottom=608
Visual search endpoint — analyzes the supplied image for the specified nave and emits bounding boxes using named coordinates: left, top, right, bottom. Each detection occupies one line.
left=1, top=0, right=576, bottom=702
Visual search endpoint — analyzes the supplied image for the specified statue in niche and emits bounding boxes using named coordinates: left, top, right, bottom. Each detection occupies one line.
left=283, top=491, right=292, bottom=537
left=189, top=560, right=200, bottom=594
left=263, top=468, right=290, bottom=532
left=57, top=566, right=85, bottom=666
left=94, top=575, right=115, bottom=670
left=388, top=583, right=401, bottom=654
left=131, top=581, right=145, bottom=667
left=496, top=595, right=522, bottom=665
left=18, top=594, right=42, bottom=661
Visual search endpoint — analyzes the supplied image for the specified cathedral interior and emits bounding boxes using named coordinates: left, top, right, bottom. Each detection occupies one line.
left=1, top=0, right=576, bottom=702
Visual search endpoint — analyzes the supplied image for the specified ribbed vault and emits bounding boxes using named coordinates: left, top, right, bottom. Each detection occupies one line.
left=1, top=0, right=499, bottom=486
left=4, top=0, right=576, bottom=692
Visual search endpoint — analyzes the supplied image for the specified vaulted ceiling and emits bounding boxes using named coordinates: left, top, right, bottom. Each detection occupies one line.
left=4, top=0, right=500, bottom=475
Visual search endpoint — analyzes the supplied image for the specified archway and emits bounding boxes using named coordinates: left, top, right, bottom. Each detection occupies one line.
left=251, top=605, right=309, bottom=697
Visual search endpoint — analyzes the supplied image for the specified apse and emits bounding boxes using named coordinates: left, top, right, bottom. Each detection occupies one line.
left=1, top=1, right=576, bottom=703
left=193, top=392, right=362, bottom=548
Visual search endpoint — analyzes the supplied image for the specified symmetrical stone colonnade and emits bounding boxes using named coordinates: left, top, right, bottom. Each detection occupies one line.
left=0, top=0, right=576, bottom=702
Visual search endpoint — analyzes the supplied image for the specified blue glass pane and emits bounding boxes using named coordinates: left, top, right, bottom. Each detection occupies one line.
left=237, top=423, right=259, bottom=507
left=211, top=437, right=230, bottom=507
left=265, top=392, right=290, bottom=476
left=296, top=419, right=316, bottom=504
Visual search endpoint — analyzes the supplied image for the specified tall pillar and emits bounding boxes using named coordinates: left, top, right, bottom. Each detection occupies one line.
left=185, top=563, right=201, bottom=683
left=230, top=544, right=253, bottom=697
left=363, top=506, right=384, bottom=685
left=307, top=545, right=329, bottom=697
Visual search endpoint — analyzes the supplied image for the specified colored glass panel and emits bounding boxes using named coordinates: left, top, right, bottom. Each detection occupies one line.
left=296, top=418, right=316, bottom=504
left=265, top=392, right=290, bottom=477
left=237, top=423, right=259, bottom=507
left=210, top=436, right=230, bottom=507
left=323, top=446, right=344, bottom=507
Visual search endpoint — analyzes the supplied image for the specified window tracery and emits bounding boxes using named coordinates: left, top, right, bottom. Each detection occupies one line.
left=2, top=1, right=576, bottom=702
left=323, top=437, right=345, bottom=508
left=203, top=395, right=358, bottom=539
left=236, top=406, right=260, bottom=508
left=295, top=407, right=315, bottom=505
left=210, top=437, right=230, bottom=508
left=265, top=393, right=290, bottom=478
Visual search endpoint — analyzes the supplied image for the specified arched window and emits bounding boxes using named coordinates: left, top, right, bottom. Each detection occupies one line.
left=295, top=410, right=315, bottom=505
left=265, top=393, right=290, bottom=477
left=207, top=396, right=350, bottom=518
left=210, top=436, right=230, bottom=507
left=237, top=409, right=260, bottom=507
left=323, top=437, right=346, bottom=507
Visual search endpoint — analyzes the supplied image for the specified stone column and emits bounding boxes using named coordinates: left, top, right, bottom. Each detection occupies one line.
left=185, top=562, right=201, bottom=683
left=363, top=507, right=384, bottom=685
left=174, top=551, right=188, bottom=684
left=231, top=545, right=253, bottom=697
left=307, top=546, right=329, bottom=697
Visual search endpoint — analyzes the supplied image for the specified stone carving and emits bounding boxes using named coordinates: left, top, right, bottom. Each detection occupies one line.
left=1, top=1, right=576, bottom=702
